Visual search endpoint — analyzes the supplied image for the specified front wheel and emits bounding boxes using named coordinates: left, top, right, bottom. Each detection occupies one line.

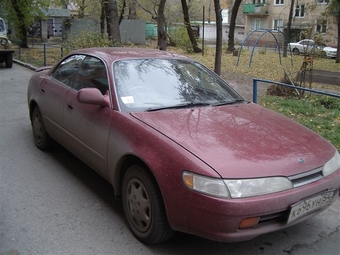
left=292, top=48, right=300, bottom=55
left=31, top=106, right=52, bottom=150
left=122, top=165, right=174, bottom=244
left=5, top=53, right=13, bottom=68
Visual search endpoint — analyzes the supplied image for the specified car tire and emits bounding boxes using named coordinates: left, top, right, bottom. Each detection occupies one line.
left=122, top=165, right=175, bottom=244
left=31, top=106, right=52, bottom=150
left=292, top=48, right=300, bottom=55
left=5, top=53, right=13, bottom=68
left=321, top=51, right=327, bottom=58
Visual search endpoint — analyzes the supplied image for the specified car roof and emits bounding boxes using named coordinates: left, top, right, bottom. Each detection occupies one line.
left=70, top=47, right=190, bottom=63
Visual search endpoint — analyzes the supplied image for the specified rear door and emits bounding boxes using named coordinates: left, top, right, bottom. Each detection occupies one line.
left=62, top=56, right=112, bottom=177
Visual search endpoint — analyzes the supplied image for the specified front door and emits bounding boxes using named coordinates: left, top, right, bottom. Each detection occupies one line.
left=62, top=56, right=112, bottom=177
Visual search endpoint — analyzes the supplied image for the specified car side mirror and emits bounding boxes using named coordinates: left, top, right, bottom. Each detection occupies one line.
left=77, top=88, right=110, bottom=108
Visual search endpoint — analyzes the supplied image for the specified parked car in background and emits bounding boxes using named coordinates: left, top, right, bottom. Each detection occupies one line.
left=0, top=17, right=14, bottom=68
left=288, top=39, right=338, bottom=58
left=288, top=39, right=316, bottom=55
left=320, top=44, right=337, bottom=58
left=27, top=47, right=340, bottom=244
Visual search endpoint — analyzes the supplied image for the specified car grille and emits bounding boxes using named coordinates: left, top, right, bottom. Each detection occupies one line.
left=288, top=167, right=323, bottom=188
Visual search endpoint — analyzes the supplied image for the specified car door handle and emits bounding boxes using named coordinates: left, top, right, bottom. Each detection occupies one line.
left=40, top=89, right=45, bottom=93
left=67, top=104, right=73, bottom=110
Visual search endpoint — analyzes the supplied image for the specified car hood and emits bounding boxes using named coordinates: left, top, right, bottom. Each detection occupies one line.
left=131, top=103, right=334, bottom=178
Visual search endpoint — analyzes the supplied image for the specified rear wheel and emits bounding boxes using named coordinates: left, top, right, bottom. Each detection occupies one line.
left=5, top=53, right=13, bottom=68
left=292, top=48, right=300, bottom=55
left=31, top=106, right=52, bottom=150
left=122, top=165, right=174, bottom=244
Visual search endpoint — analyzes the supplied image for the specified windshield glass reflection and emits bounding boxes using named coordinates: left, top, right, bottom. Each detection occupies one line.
left=113, top=59, right=243, bottom=112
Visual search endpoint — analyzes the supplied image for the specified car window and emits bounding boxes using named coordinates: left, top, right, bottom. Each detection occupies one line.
left=0, top=20, right=4, bottom=32
left=51, top=54, right=86, bottom=87
left=113, top=58, right=243, bottom=112
left=73, top=56, right=109, bottom=95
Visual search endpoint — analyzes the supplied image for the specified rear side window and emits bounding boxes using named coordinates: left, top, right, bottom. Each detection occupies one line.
left=51, top=55, right=85, bottom=88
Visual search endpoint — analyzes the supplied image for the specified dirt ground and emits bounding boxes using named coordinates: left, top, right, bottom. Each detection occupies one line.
left=224, top=70, right=340, bottom=102
left=222, top=71, right=269, bottom=102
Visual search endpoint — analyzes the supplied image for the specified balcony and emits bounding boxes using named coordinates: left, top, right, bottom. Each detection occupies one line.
left=242, top=3, right=269, bottom=15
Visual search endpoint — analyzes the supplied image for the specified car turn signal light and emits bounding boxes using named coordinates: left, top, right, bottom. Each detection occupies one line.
left=239, top=217, right=260, bottom=229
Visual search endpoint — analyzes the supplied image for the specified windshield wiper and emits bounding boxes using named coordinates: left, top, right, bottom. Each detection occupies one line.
left=212, top=99, right=245, bottom=106
left=146, top=102, right=211, bottom=112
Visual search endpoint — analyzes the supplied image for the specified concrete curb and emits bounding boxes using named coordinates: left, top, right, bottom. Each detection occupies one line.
left=13, top=58, right=37, bottom=71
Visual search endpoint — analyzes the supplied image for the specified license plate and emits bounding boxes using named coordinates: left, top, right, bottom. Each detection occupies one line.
left=287, top=190, right=334, bottom=224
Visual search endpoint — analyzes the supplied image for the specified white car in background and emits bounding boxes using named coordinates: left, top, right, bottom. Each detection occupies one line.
left=288, top=39, right=337, bottom=58
left=321, top=45, right=337, bottom=58
left=288, top=39, right=316, bottom=55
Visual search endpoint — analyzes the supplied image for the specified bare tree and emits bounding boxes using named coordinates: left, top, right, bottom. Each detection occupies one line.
left=331, top=0, right=340, bottom=63
left=227, top=0, right=242, bottom=53
left=181, top=0, right=202, bottom=53
left=283, top=0, right=295, bottom=57
left=157, top=0, right=167, bottom=50
left=335, top=0, right=339, bottom=63
left=214, top=0, right=222, bottom=74
left=106, top=0, right=121, bottom=43
left=100, top=0, right=106, bottom=36
left=128, top=0, right=138, bottom=19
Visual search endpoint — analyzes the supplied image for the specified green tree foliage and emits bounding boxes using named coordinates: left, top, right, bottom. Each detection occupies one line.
left=63, top=31, right=114, bottom=51
left=3, top=0, right=49, bottom=47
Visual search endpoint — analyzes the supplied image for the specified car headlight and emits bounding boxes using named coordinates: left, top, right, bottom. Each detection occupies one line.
left=1, top=38, right=8, bottom=46
left=225, top=177, right=293, bottom=198
left=182, top=171, right=293, bottom=199
left=323, top=150, right=340, bottom=177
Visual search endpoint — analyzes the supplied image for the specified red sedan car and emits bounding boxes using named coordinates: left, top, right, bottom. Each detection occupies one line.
left=27, top=47, right=340, bottom=244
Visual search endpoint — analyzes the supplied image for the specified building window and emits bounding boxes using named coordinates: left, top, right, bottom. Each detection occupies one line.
left=274, top=0, right=284, bottom=5
left=272, top=19, right=283, bottom=31
left=317, top=0, right=329, bottom=4
left=251, top=18, right=265, bottom=30
left=295, top=5, right=305, bottom=18
left=316, top=19, right=327, bottom=33
left=253, top=0, right=266, bottom=5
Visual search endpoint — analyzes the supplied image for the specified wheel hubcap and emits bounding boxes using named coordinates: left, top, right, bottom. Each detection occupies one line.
left=126, top=178, right=151, bottom=232
left=32, top=112, right=43, bottom=143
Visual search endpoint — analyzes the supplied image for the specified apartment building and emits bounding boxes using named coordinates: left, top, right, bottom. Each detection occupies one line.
left=242, top=0, right=338, bottom=47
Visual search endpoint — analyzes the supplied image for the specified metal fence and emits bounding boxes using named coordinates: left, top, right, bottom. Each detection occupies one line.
left=252, top=78, right=340, bottom=103
left=14, top=41, right=73, bottom=67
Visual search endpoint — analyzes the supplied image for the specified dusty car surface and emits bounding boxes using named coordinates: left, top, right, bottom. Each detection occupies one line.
left=0, top=17, right=14, bottom=68
left=27, top=47, right=340, bottom=244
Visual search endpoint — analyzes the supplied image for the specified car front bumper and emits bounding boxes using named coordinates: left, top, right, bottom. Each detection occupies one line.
left=184, top=170, right=340, bottom=242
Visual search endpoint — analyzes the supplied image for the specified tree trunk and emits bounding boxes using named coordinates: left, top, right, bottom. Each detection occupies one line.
left=181, top=0, right=202, bottom=53
left=336, top=0, right=340, bottom=63
left=9, top=0, right=29, bottom=48
left=227, top=0, right=242, bottom=53
left=119, top=0, right=127, bottom=24
left=283, top=0, right=295, bottom=57
left=128, top=0, right=138, bottom=20
left=157, top=0, right=167, bottom=50
left=100, top=0, right=106, bottom=37
left=106, top=0, right=121, bottom=43
left=214, top=0, right=222, bottom=75
left=78, top=0, right=87, bottom=18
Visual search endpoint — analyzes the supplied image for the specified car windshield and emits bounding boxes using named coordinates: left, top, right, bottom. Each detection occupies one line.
left=113, top=58, right=244, bottom=112
left=0, top=20, right=5, bottom=33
